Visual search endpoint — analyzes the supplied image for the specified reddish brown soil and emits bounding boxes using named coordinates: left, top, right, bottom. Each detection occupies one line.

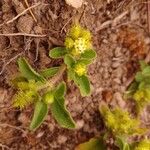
left=0, top=0, right=150, bottom=149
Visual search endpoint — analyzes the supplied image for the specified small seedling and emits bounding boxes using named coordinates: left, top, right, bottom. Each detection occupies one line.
left=11, top=24, right=96, bottom=130
left=126, top=61, right=150, bottom=112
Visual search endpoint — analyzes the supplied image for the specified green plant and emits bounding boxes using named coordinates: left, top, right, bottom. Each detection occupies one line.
left=11, top=24, right=96, bottom=130
left=126, top=61, right=150, bottom=112
left=132, top=139, right=150, bottom=150
left=75, top=105, right=146, bottom=150
left=99, top=105, right=143, bottom=136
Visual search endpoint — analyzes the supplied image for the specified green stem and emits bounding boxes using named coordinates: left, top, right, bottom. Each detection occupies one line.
left=38, top=64, right=66, bottom=91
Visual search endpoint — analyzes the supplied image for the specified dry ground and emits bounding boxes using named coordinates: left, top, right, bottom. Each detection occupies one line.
left=0, top=0, right=150, bottom=149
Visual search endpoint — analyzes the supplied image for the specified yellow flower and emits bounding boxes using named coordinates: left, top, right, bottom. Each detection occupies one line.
left=74, top=63, right=86, bottom=76
left=65, top=37, right=74, bottom=49
left=65, top=24, right=92, bottom=57
left=100, top=106, right=141, bottom=135
left=74, top=38, right=87, bottom=54
left=134, top=139, right=150, bottom=150
left=133, top=90, right=144, bottom=102
left=69, top=24, right=82, bottom=39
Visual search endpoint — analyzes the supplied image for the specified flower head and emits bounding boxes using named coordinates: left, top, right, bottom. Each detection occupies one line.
left=100, top=106, right=141, bottom=135
left=74, top=63, right=86, bottom=76
left=65, top=24, right=92, bottom=57
left=134, top=139, right=150, bottom=150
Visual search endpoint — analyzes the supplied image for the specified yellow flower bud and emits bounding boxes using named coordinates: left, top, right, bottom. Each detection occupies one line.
left=65, top=37, right=74, bottom=49
left=74, top=63, right=86, bottom=76
left=134, top=139, right=150, bottom=150
left=43, top=92, right=54, bottom=104
left=69, top=24, right=82, bottom=39
left=81, top=29, right=92, bottom=41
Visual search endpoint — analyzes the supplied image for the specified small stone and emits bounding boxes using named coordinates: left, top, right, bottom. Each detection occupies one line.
left=36, top=132, right=44, bottom=138
left=65, top=0, right=83, bottom=8
left=76, top=120, right=84, bottom=129
left=57, top=135, right=67, bottom=144
left=112, top=61, right=120, bottom=68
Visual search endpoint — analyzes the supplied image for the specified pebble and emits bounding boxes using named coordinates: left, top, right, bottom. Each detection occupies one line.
left=57, top=135, right=67, bottom=144
left=76, top=120, right=84, bottom=129
left=112, top=61, right=121, bottom=68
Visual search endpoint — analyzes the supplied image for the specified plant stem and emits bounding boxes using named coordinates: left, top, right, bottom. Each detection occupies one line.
left=38, top=64, right=66, bottom=91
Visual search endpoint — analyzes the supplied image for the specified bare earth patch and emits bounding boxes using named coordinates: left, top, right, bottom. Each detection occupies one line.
left=0, top=0, right=150, bottom=149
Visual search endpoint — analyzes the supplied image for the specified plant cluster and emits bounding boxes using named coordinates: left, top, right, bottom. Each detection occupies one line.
left=11, top=24, right=96, bottom=130
left=76, top=61, right=150, bottom=150
left=76, top=105, right=149, bottom=150
left=126, top=61, right=150, bottom=112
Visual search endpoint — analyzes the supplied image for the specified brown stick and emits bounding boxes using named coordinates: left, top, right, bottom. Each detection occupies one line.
left=0, top=33, right=46, bottom=37
left=24, top=0, right=37, bottom=22
left=0, top=3, right=40, bottom=27
left=147, top=0, right=150, bottom=32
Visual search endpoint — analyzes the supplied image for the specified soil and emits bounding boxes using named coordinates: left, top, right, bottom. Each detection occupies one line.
left=0, top=0, right=150, bottom=150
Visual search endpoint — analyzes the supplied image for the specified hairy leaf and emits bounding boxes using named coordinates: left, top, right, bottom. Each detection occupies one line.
left=54, top=82, right=66, bottom=98
left=49, top=47, right=67, bottom=58
left=18, top=57, right=45, bottom=82
left=78, top=59, right=93, bottom=65
left=64, top=54, right=75, bottom=68
left=51, top=97, right=76, bottom=129
left=75, top=138, right=106, bottom=150
left=74, top=75, right=91, bottom=96
left=30, top=101, right=48, bottom=130
left=81, top=49, right=96, bottom=59
left=67, top=69, right=75, bottom=81
left=40, top=67, right=59, bottom=78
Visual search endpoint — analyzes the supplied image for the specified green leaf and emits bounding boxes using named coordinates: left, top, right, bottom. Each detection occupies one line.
left=81, top=49, right=96, bottom=60
left=49, top=47, right=67, bottom=58
left=67, top=69, right=75, bottom=81
left=29, top=101, right=48, bottom=130
left=54, top=82, right=66, bottom=98
left=78, top=59, right=93, bottom=65
left=18, top=57, right=45, bottom=82
left=125, top=82, right=139, bottom=98
left=115, top=137, right=130, bottom=150
left=75, top=138, right=106, bottom=150
left=51, top=97, right=76, bottom=129
left=142, top=66, right=150, bottom=76
left=74, top=75, right=91, bottom=96
left=139, top=61, right=148, bottom=70
left=64, top=54, right=75, bottom=68
left=40, top=67, right=59, bottom=78
left=135, top=72, right=144, bottom=82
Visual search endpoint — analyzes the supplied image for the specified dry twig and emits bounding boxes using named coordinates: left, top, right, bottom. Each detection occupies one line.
left=0, top=33, right=46, bottom=37
left=0, top=143, right=10, bottom=150
left=0, top=52, right=23, bottom=75
left=24, top=0, right=37, bottom=22
left=0, top=123, right=27, bottom=135
left=0, top=3, right=40, bottom=27
left=147, top=0, right=150, bottom=33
